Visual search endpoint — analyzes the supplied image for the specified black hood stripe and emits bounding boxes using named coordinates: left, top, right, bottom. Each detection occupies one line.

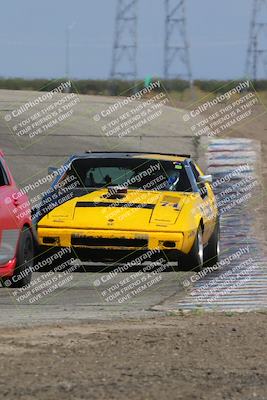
left=75, top=202, right=155, bottom=209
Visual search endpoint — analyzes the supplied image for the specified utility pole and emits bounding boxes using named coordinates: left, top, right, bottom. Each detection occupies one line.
left=110, top=0, right=138, bottom=81
left=65, top=25, right=70, bottom=80
left=65, top=22, right=76, bottom=82
left=164, top=0, right=192, bottom=87
left=246, top=0, right=267, bottom=80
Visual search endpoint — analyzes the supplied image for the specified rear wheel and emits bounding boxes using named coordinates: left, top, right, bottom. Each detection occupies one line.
left=2, top=227, right=34, bottom=288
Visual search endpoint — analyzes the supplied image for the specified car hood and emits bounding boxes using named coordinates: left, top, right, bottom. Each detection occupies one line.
left=39, top=189, right=192, bottom=231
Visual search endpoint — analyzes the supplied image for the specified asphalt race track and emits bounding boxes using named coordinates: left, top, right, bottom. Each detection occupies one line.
left=0, top=89, right=265, bottom=326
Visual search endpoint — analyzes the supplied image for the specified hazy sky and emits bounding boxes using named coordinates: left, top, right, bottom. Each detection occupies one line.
left=0, top=0, right=257, bottom=80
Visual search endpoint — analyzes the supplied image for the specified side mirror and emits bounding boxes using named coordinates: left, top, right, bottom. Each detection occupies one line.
left=48, top=166, right=58, bottom=175
left=198, top=175, right=212, bottom=184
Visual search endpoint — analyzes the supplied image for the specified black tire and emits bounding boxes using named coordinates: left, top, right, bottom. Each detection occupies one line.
left=35, top=246, right=74, bottom=272
left=203, top=220, right=220, bottom=269
left=2, top=227, right=34, bottom=288
left=180, top=226, right=204, bottom=272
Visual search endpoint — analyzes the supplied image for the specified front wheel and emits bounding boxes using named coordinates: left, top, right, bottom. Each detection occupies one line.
left=2, top=227, right=34, bottom=288
left=181, top=227, right=204, bottom=272
left=203, top=220, right=220, bottom=268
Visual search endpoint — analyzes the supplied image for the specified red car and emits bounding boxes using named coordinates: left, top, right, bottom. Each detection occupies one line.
left=0, top=150, right=35, bottom=288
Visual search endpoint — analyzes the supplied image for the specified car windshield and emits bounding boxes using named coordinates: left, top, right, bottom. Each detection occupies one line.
left=62, top=157, right=193, bottom=193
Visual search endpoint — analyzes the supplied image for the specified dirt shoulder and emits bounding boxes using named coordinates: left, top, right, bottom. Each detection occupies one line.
left=0, top=312, right=266, bottom=400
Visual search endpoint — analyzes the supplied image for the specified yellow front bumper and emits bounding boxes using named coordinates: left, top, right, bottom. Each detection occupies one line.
left=38, top=227, right=185, bottom=252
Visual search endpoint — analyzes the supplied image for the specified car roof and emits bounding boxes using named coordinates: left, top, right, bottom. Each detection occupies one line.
left=71, top=152, right=190, bottom=162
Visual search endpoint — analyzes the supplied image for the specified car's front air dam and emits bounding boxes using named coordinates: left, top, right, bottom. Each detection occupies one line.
left=38, top=227, right=184, bottom=251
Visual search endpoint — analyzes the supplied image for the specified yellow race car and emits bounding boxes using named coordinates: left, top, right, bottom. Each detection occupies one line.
left=34, top=152, right=220, bottom=271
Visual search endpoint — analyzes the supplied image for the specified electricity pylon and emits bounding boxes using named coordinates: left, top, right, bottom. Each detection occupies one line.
left=110, top=0, right=138, bottom=81
left=246, top=0, right=267, bottom=80
left=164, top=0, right=192, bottom=85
